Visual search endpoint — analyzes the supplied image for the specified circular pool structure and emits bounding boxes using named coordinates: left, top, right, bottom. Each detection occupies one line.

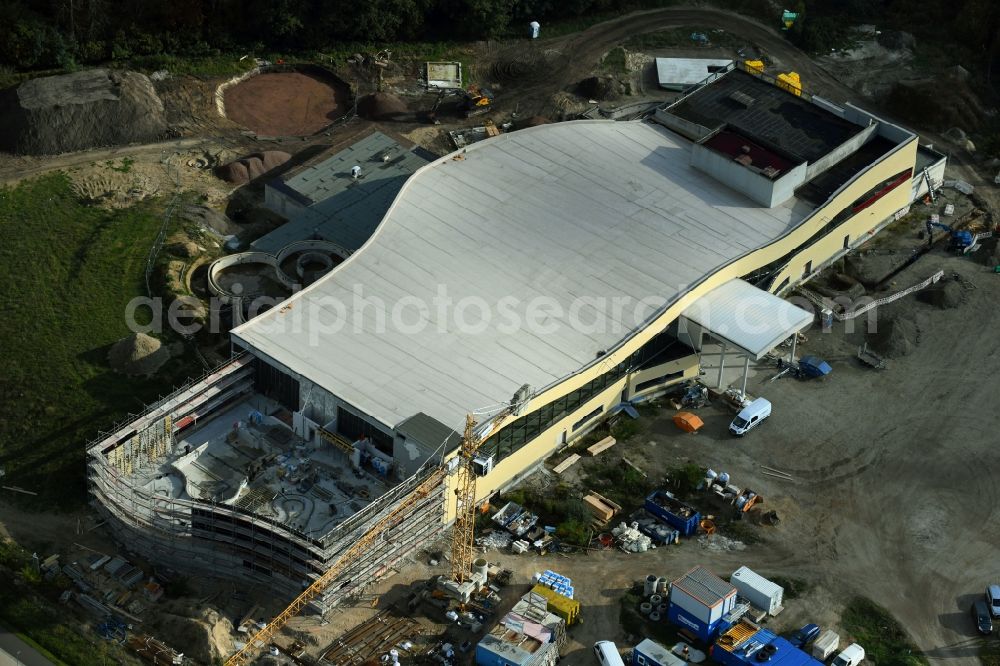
left=222, top=65, right=351, bottom=136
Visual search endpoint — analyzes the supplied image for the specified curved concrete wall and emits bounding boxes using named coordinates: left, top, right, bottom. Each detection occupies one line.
left=207, top=240, right=350, bottom=304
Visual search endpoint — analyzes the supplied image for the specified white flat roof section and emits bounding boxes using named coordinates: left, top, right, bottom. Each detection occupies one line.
left=681, top=278, right=813, bottom=359
left=656, top=58, right=733, bottom=90
left=233, top=121, right=813, bottom=430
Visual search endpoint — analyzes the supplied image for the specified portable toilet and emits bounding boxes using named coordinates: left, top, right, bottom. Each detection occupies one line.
left=673, top=412, right=704, bottom=433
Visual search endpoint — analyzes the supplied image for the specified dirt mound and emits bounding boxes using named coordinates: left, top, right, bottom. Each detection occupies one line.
left=357, top=92, right=408, bottom=121
left=169, top=240, right=201, bottom=258
left=869, top=314, right=920, bottom=358
left=884, top=76, right=989, bottom=132
left=151, top=608, right=234, bottom=664
left=518, top=115, right=551, bottom=129
left=576, top=76, right=625, bottom=101
left=108, top=332, right=171, bottom=376
left=0, top=69, right=166, bottom=155
left=179, top=203, right=239, bottom=236
left=970, top=236, right=1000, bottom=266
left=918, top=279, right=965, bottom=309
left=215, top=150, right=291, bottom=184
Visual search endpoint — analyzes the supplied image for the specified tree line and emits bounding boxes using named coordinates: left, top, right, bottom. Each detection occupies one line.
left=0, top=0, right=997, bottom=81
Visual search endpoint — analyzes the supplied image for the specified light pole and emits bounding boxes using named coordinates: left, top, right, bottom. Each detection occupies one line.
left=15, top=649, right=21, bottom=666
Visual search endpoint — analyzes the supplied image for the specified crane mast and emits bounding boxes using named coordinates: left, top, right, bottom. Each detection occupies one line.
left=450, top=414, right=481, bottom=584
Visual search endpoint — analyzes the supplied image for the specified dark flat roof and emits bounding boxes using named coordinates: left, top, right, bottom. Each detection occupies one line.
left=796, top=135, right=897, bottom=204
left=667, top=69, right=862, bottom=163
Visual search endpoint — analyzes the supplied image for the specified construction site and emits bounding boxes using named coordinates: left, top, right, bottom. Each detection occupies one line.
left=1, top=5, right=1000, bottom=666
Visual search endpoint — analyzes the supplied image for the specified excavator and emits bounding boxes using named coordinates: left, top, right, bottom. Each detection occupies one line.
left=461, top=85, right=495, bottom=118
left=926, top=219, right=974, bottom=251
left=224, top=415, right=489, bottom=666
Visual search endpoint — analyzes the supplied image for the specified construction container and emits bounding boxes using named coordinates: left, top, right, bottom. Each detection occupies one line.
left=811, top=630, right=839, bottom=660
left=529, top=584, right=580, bottom=626
left=667, top=566, right=736, bottom=642
left=645, top=490, right=701, bottom=536
left=730, top=566, right=784, bottom=615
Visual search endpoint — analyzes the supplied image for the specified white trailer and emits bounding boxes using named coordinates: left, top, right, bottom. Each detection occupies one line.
left=812, top=629, right=840, bottom=660
left=730, top=566, right=784, bottom=615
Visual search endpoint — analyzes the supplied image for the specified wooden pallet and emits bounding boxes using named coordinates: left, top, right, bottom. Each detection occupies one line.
left=553, top=454, right=581, bottom=474
left=587, top=436, right=616, bottom=456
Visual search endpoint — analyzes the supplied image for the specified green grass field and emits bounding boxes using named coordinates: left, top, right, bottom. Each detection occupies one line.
left=842, top=597, right=928, bottom=666
left=0, top=174, right=197, bottom=509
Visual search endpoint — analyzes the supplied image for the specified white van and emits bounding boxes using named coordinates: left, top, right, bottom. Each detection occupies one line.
left=729, top=397, right=771, bottom=436
left=831, top=643, right=865, bottom=666
left=593, top=641, right=625, bottom=666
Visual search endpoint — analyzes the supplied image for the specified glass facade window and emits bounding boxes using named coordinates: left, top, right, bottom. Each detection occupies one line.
left=481, top=332, right=690, bottom=462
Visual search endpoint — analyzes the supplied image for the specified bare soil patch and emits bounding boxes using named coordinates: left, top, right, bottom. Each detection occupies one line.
left=224, top=69, right=350, bottom=137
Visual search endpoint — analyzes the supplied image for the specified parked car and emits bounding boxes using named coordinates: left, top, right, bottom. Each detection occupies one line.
left=972, top=599, right=994, bottom=635
left=789, top=623, right=821, bottom=648
left=831, top=644, right=865, bottom=666
left=987, top=585, right=1000, bottom=618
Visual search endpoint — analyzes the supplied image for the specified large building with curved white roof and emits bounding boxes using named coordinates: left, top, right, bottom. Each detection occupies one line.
left=88, top=64, right=944, bottom=604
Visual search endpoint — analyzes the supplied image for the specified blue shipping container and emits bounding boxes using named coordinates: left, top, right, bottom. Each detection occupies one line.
left=667, top=603, right=723, bottom=643
left=711, top=629, right=824, bottom=666
left=644, top=491, right=701, bottom=536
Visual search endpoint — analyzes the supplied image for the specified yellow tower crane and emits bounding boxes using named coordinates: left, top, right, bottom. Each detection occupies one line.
left=450, top=414, right=481, bottom=584
left=224, top=414, right=486, bottom=666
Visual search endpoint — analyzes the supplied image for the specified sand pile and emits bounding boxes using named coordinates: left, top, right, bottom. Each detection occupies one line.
left=0, top=69, right=167, bottom=155
left=869, top=313, right=921, bottom=358
left=215, top=150, right=291, bottom=184
left=357, top=92, right=408, bottom=120
left=108, top=332, right=171, bottom=376
left=918, top=279, right=965, bottom=309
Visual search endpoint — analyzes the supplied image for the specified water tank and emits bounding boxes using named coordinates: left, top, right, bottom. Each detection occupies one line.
left=645, top=574, right=658, bottom=596
left=473, top=558, right=489, bottom=580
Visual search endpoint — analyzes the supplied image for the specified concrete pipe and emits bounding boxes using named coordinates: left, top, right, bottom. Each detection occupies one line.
left=650, top=611, right=661, bottom=622
left=640, top=602, right=653, bottom=615
left=645, top=574, right=658, bottom=596
left=650, top=594, right=663, bottom=605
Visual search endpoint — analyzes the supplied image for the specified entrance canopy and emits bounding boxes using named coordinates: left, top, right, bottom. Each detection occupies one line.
left=681, top=279, right=813, bottom=360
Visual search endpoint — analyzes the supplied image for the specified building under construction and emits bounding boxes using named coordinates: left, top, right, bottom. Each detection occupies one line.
left=89, top=62, right=946, bottom=607
left=87, top=356, right=448, bottom=610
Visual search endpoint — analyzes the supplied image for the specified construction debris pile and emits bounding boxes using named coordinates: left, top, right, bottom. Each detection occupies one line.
left=612, top=521, right=654, bottom=553
left=0, top=69, right=167, bottom=154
